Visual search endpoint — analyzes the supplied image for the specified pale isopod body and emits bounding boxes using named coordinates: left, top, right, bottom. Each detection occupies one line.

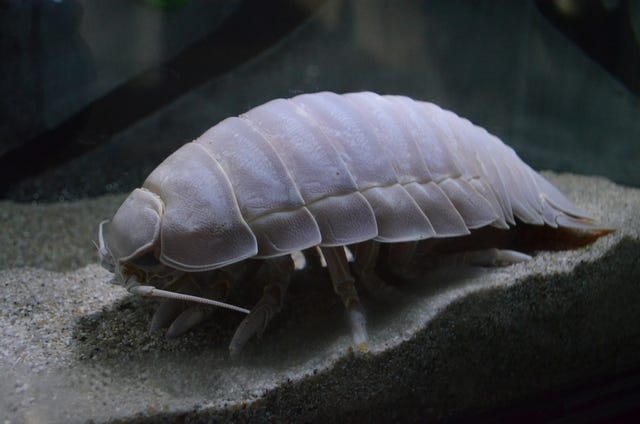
left=97, top=91, right=607, bottom=353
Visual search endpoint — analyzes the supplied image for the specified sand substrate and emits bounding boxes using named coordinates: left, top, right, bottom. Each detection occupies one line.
left=1, top=172, right=639, bottom=422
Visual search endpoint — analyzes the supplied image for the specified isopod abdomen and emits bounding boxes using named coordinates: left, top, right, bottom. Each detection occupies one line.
left=97, top=91, right=610, bottom=354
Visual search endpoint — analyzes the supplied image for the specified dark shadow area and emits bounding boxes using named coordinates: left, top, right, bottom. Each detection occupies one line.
left=455, top=366, right=640, bottom=423
left=535, top=0, right=640, bottom=96
left=72, top=266, right=353, bottom=369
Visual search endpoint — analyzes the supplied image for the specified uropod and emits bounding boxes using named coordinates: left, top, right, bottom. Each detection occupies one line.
left=97, top=91, right=611, bottom=355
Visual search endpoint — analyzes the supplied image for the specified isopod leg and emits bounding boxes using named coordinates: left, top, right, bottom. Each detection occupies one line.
left=351, top=241, right=401, bottom=301
left=149, top=272, right=222, bottom=333
left=164, top=272, right=233, bottom=338
left=229, top=256, right=294, bottom=356
left=465, top=248, right=532, bottom=266
left=149, top=274, right=194, bottom=333
left=321, top=246, right=368, bottom=352
left=427, top=248, right=532, bottom=268
left=150, top=262, right=255, bottom=337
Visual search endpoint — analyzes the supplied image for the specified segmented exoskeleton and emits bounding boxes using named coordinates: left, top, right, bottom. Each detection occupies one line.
left=97, top=91, right=609, bottom=355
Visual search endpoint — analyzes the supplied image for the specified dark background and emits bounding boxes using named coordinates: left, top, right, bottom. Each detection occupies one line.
left=0, top=0, right=638, bottom=202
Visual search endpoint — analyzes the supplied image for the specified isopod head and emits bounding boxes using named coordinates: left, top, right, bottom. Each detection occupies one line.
left=98, top=187, right=252, bottom=314
left=99, top=188, right=169, bottom=285
left=99, top=189, right=163, bottom=275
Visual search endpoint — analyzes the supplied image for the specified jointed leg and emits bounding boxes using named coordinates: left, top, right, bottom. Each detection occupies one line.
left=426, top=248, right=531, bottom=268
left=150, top=270, right=230, bottom=336
left=321, top=246, right=368, bottom=351
left=351, top=241, right=400, bottom=300
left=163, top=271, right=233, bottom=338
left=229, top=255, right=294, bottom=356
left=150, top=261, right=261, bottom=338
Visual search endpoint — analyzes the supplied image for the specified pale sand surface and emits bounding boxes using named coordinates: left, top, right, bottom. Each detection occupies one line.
left=0, top=172, right=638, bottom=422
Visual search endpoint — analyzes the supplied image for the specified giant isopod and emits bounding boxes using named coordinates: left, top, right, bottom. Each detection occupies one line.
left=97, top=91, right=610, bottom=355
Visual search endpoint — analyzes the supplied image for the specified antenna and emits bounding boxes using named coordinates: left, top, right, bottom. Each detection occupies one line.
left=125, top=276, right=250, bottom=314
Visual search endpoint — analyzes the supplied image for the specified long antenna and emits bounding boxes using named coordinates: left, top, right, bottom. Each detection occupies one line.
left=125, top=277, right=250, bottom=314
